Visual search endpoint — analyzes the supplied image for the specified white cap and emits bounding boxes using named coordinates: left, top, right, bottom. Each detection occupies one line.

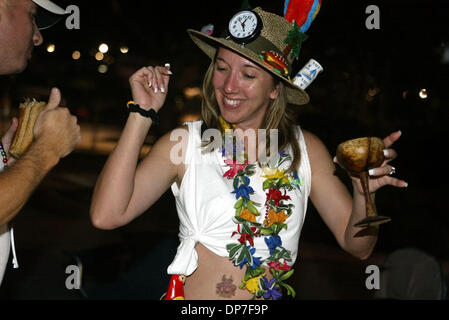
left=31, top=0, right=68, bottom=30
left=32, top=0, right=67, bottom=14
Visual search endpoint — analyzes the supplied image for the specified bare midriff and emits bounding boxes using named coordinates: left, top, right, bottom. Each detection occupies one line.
left=183, top=243, right=272, bottom=300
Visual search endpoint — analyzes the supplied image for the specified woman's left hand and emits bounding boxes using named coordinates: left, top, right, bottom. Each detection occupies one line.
left=335, top=131, right=408, bottom=195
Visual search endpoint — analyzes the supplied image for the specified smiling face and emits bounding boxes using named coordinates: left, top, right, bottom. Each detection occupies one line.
left=0, top=0, right=43, bottom=75
left=212, top=47, right=279, bottom=130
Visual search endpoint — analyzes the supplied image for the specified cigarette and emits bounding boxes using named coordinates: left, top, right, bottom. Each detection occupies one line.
left=164, top=63, right=173, bottom=75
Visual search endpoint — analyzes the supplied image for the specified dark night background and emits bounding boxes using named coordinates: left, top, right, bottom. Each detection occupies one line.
left=0, top=0, right=448, bottom=300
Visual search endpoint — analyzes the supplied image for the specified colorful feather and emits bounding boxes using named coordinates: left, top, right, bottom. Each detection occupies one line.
left=284, top=0, right=321, bottom=33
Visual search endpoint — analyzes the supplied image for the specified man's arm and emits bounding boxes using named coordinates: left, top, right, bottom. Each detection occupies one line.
left=0, top=87, right=81, bottom=226
left=0, top=138, right=58, bottom=225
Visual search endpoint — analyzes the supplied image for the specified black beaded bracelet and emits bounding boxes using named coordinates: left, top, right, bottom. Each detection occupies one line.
left=127, top=101, right=159, bottom=126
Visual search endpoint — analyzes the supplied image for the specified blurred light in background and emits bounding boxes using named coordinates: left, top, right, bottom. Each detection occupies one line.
left=98, top=64, right=108, bottom=74
left=368, top=88, right=379, bottom=97
left=72, top=50, right=81, bottom=60
left=402, top=90, right=408, bottom=100
left=46, top=44, right=55, bottom=53
left=179, top=113, right=201, bottom=123
left=99, top=43, right=109, bottom=54
left=95, top=52, right=104, bottom=61
left=365, top=88, right=379, bottom=102
left=183, top=87, right=202, bottom=99
left=120, top=46, right=129, bottom=54
left=419, top=89, right=428, bottom=99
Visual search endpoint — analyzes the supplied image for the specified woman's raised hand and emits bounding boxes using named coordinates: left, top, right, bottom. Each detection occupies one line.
left=334, top=130, right=408, bottom=195
left=129, top=64, right=173, bottom=112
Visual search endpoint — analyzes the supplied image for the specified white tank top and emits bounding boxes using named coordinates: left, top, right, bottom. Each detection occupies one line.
left=168, top=121, right=311, bottom=276
left=0, top=224, right=10, bottom=285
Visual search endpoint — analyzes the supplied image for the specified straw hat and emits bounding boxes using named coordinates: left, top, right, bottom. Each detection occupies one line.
left=188, top=7, right=312, bottom=105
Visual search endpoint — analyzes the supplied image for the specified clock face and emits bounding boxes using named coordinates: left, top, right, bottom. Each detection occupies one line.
left=228, top=10, right=261, bottom=43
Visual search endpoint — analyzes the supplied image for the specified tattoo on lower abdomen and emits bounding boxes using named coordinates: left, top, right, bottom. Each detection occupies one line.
left=216, top=275, right=237, bottom=298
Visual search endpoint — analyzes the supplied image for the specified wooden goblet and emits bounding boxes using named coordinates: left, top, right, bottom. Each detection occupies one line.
left=336, top=137, right=392, bottom=227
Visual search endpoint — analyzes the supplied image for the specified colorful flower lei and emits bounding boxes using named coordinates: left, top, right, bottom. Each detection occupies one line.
left=220, top=118, right=303, bottom=300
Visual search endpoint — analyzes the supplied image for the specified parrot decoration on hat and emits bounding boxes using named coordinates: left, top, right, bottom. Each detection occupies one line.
left=284, top=0, right=321, bottom=33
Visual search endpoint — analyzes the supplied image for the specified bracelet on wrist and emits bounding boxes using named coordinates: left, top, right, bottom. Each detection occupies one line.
left=0, top=141, right=8, bottom=171
left=126, top=101, right=159, bottom=126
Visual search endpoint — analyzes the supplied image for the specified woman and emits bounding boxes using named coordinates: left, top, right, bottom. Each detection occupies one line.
left=90, top=6, right=407, bottom=300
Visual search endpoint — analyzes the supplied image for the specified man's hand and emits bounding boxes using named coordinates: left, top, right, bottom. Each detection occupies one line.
left=33, top=87, right=81, bottom=162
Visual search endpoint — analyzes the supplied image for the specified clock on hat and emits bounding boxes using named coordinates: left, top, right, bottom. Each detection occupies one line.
left=227, top=10, right=263, bottom=45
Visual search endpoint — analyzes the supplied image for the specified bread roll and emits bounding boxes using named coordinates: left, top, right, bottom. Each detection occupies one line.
left=9, top=100, right=46, bottom=159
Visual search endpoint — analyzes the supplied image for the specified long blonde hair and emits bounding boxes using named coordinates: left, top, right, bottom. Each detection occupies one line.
left=201, top=58, right=301, bottom=173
